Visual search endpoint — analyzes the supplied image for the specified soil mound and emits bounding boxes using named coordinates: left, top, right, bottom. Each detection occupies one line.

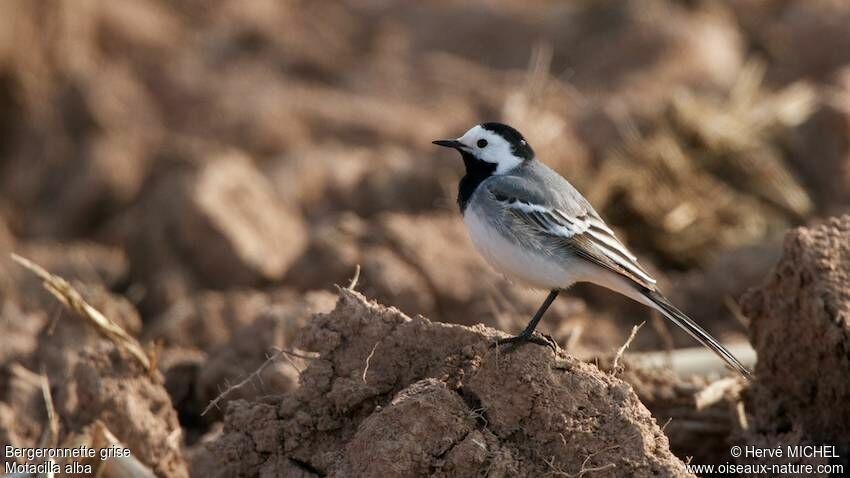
left=741, top=215, right=850, bottom=467
left=210, top=289, right=691, bottom=477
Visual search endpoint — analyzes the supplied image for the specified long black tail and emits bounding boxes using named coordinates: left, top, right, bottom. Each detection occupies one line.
left=644, top=290, right=753, bottom=379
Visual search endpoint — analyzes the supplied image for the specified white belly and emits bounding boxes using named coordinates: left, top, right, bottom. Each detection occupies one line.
left=463, top=206, right=581, bottom=290
left=463, top=204, right=660, bottom=310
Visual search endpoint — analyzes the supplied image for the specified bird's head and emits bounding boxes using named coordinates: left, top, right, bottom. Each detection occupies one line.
left=433, top=122, right=535, bottom=175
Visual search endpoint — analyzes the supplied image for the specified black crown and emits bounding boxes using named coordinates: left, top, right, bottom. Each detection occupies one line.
left=481, top=122, right=535, bottom=160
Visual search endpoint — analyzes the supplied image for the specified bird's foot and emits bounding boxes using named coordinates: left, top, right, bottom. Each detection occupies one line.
left=491, top=333, right=558, bottom=353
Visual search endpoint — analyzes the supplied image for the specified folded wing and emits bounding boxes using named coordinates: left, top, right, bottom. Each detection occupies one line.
left=487, top=185, right=657, bottom=290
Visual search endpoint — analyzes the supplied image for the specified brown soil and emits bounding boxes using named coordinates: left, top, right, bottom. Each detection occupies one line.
left=209, top=289, right=691, bottom=477
left=740, top=215, right=850, bottom=467
left=2, top=320, right=188, bottom=477
left=193, top=291, right=336, bottom=420
left=788, top=69, right=850, bottom=212
left=143, top=288, right=336, bottom=428
left=51, top=344, right=187, bottom=477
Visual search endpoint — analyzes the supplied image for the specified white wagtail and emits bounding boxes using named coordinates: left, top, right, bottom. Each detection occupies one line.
left=434, top=122, right=751, bottom=378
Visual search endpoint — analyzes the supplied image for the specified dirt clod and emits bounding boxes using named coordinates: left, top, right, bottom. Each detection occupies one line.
left=175, top=152, right=308, bottom=288
left=53, top=344, right=188, bottom=477
left=741, top=215, right=850, bottom=463
left=210, top=290, right=692, bottom=477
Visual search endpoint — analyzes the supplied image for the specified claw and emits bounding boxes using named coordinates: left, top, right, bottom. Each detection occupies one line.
left=491, top=333, right=557, bottom=353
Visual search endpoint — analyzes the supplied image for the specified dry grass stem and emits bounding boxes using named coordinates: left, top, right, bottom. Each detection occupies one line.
left=734, top=400, right=750, bottom=431
left=277, top=348, right=303, bottom=375
left=544, top=446, right=618, bottom=477
left=201, top=348, right=308, bottom=416
left=10, top=253, right=152, bottom=372
left=347, top=264, right=361, bottom=291
left=92, top=421, right=156, bottom=478
left=694, top=377, right=742, bottom=411
left=612, top=322, right=645, bottom=374
left=564, top=324, right=583, bottom=352
left=39, top=370, right=60, bottom=449
left=362, top=340, right=380, bottom=384
left=724, top=296, right=750, bottom=328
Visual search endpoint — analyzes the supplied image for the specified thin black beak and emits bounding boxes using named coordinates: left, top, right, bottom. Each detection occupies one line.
left=432, top=139, right=464, bottom=149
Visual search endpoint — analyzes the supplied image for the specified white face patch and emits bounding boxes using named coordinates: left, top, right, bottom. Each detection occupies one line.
left=456, top=125, right=523, bottom=174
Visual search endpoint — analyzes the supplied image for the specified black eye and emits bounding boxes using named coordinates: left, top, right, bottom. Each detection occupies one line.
left=477, top=139, right=488, bottom=148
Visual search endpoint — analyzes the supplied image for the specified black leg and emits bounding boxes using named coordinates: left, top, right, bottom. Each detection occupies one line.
left=496, top=289, right=559, bottom=349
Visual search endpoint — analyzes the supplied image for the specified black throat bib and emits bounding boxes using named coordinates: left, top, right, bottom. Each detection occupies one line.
left=457, top=151, right=496, bottom=213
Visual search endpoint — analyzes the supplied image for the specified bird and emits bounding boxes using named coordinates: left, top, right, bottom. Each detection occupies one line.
left=434, top=122, right=752, bottom=378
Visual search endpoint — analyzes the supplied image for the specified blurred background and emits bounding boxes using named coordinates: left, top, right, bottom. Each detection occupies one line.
left=1, top=0, right=849, bottom=472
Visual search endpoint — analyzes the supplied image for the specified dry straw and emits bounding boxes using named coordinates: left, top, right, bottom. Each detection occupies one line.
left=10, top=253, right=152, bottom=372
